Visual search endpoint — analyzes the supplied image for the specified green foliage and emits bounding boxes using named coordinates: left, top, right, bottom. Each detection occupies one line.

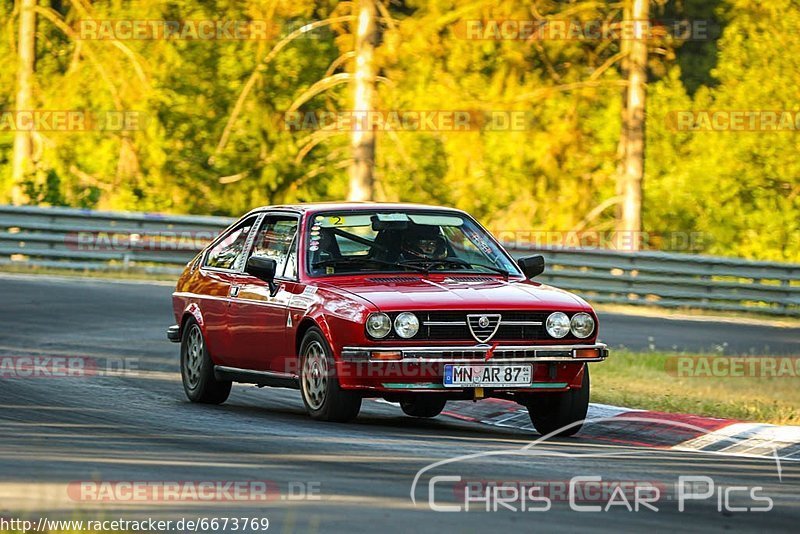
left=646, top=0, right=800, bottom=260
left=0, top=0, right=797, bottom=261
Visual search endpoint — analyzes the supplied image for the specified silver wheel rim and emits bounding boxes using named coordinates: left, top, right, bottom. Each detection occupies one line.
left=302, top=341, right=328, bottom=411
left=184, top=325, right=203, bottom=389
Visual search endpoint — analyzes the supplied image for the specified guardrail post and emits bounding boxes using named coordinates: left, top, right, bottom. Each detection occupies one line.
left=781, top=276, right=790, bottom=314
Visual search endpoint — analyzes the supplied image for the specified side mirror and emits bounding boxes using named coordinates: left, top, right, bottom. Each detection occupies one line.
left=245, top=255, right=278, bottom=295
left=517, top=255, right=545, bottom=279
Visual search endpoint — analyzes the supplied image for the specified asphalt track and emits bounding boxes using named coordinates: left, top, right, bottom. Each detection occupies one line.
left=0, top=274, right=798, bottom=533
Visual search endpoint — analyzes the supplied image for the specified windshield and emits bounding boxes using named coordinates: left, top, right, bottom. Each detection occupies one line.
left=305, top=210, right=522, bottom=277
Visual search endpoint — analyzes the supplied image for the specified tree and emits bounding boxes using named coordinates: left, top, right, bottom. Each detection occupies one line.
left=11, top=0, right=36, bottom=205
left=348, top=0, right=379, bottom=201
left=616, top=0, right=649, bottom=250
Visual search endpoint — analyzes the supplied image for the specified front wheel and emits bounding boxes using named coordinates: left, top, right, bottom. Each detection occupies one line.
left=180, top=320, right=231, bottom=404
left=299, top=327, right=362, bottom=422
left=400, top=396, right=447, bottom=418
left=525, top=367, right=590, bottom=437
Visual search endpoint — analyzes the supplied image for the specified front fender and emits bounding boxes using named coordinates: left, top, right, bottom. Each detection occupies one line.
left=301, top=287, right=374, bottom=360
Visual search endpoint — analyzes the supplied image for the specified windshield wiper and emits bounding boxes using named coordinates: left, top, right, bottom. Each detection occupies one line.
left=399, top=258, right=468, bottom=271
left=312, top=257, right=428, bottom=273
left=400, top=258, right=509, bottom=281
left=464, top=262, right=510, bottom=279
left=399, top=258, right=510, bottom=280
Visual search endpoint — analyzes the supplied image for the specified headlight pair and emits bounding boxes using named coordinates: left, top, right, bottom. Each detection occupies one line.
left=366, top=312, right=419, bottom=339
left=546, top=312, right=595, bottom=339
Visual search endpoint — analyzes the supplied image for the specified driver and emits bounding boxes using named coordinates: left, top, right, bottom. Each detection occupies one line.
left=399, top=225, right=447, bottom=261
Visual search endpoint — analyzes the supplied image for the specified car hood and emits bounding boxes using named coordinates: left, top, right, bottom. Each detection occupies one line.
left=318, top=276, right=590, bottom=313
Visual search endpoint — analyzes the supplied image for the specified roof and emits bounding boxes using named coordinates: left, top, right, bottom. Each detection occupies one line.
left=245, top=201, right=464, bottom=216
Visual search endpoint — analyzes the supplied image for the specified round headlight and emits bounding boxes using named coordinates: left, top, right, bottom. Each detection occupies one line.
left=545, top=312, right=570, bottom=338
left=570, top=312, right=595, bottom=339
left=393, top=312, right=420, bottom=339
left=366, top=313, right=391, bottom=339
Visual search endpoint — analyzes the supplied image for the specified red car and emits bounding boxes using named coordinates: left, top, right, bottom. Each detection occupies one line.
left=168, top=203, right=608, bottom=436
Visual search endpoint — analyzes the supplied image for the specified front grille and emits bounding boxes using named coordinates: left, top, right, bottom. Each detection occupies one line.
left=466, top=314, right=501, bottom=342
left=383, top=311, right=571, bottom=342
left=405, top=349, right=486, bottom=360
left=404, top=348, right=575, bottom=360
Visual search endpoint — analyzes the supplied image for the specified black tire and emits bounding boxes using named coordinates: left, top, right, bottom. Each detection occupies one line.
left=299, top=327, right=362, bottom=422
left=525, top=367, right=590, bottom=437
left=400, top=396, right=447, bottom=418
left=180, top=319, right=231, bottom=404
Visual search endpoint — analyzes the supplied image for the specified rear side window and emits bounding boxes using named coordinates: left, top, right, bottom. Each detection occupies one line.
left=204, top=217, right=257, bottom=270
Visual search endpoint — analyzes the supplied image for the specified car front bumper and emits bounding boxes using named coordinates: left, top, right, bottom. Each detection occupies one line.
left=340, top=343, right=608, bottom=364
left=336, top=343, right=607, bottom=393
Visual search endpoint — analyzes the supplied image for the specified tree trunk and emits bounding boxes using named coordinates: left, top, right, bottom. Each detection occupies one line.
left=348, top=0, right=378, bottom=201
left=616, top=0, right=648, bottom=250
left=11, top=0, right=36, bottom=205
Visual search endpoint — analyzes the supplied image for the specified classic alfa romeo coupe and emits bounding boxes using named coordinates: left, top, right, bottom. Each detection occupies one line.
left=168, top=203, right=608, bottom=436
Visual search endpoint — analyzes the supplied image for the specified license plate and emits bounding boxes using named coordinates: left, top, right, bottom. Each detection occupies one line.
left=443, top=364, right=532, bottom=388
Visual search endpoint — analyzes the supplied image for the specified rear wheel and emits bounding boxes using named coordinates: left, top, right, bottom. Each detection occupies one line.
left=525, top=367, right=590, bottom=437
left=299, top=328, right=362, bottom=422
left=400, top=396, right=447, bottom=418
left=180, top=320, right=231, bottom=404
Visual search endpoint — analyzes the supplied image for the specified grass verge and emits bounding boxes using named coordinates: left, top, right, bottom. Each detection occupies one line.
left=591, top=351, right=800, bottom=425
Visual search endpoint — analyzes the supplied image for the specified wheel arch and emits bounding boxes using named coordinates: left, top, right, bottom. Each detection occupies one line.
left=180, top=302, right=205, bottom=338
left=295, top=316, right=334, bottom=356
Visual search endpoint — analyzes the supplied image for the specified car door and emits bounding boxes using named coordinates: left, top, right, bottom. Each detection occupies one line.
left=225, top=214, right=300, bottom=372
left=195, top=214, right=261, bottom=364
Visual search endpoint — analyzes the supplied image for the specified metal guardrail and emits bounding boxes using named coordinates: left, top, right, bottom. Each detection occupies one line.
left=0, top=205, right=798, bottom=316
left=0, top=205, right=232, bottom=276
left=519, top=246, right=799, bottom=316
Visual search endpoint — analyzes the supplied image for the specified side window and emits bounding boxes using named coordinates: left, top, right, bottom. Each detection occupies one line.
left=251, top=217, right=299, bottom=278
left=204, top=217, right=257, bottom=270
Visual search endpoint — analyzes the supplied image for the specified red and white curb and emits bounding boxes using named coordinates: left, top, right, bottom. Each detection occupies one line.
left=441, top=399, right=800, bottom=461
